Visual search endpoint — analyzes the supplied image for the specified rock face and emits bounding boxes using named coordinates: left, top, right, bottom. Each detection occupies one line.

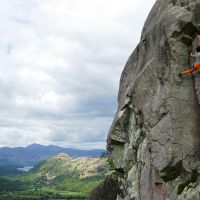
left=107, top=0, right=200, bottom=199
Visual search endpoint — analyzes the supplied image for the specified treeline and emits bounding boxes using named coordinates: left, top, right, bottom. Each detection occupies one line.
left=0, top=189, right=87, bottom=200
left=0, top=177, right=25, bottom=191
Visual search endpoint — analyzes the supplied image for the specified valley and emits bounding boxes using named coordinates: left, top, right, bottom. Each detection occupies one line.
left=0, top=152, right=108, bottom=200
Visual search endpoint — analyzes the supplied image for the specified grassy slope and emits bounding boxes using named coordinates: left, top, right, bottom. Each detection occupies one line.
left=0, top=153, right=108, bottom=200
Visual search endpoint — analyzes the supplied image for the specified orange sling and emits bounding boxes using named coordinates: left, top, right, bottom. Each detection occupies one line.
left=180, top=63, right=200, bottom=75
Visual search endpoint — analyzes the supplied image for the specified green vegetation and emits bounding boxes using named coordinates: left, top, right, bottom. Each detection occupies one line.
left=0, top=189, right=87, bottom=200
left=160, top=161, right=182, bottom=182
left=0, top=165, right=23, bottom=176
left=177, top=170, right=199, bottom=195
left=0, top=153, right=108, bottom=199
left=0, top=177, right=26, bottom=191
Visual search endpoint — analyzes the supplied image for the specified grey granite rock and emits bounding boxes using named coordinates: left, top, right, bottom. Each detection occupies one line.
left=107, top=0, right=200, bottom=199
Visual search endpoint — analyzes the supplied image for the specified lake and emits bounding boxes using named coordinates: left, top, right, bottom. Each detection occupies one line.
left=17, top=166, right=33, bottom=172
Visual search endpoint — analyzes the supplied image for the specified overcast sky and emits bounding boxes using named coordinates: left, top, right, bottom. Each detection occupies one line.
left=0, top=0, right=156, bottom=149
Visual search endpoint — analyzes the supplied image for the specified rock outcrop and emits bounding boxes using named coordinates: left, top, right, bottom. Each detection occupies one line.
left=89, top=176, right=121, bottom=200
left=107, top=0, right=200, bottom=199
left=43, top=153, right=108, bottom=179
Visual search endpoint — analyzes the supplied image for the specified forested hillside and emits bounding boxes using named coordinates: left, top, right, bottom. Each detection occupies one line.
left=0, top=153, right=108, bottom=200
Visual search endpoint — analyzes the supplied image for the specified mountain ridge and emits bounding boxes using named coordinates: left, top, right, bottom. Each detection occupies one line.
left=0, top=143, right=105, bottom=167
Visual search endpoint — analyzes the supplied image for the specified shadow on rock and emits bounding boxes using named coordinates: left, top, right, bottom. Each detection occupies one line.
left=89, top=176, right=121, bottom=200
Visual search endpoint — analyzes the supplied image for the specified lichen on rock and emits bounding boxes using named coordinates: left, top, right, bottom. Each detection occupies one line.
left=107, top=0, right=200, bottom=199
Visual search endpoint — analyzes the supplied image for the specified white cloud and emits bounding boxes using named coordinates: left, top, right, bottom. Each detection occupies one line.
left=0, top=0, right=156, bottom=149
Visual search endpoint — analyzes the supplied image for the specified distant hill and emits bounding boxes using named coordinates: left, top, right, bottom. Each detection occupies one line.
left=31, top=153, right=108, bottom=181
left=0, top=143, right=105, bottom=167
left=0, top=153, right=109, bottom=200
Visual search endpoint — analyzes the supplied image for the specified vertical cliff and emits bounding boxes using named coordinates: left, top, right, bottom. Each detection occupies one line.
left=107, top=0, right=200, bottom=199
